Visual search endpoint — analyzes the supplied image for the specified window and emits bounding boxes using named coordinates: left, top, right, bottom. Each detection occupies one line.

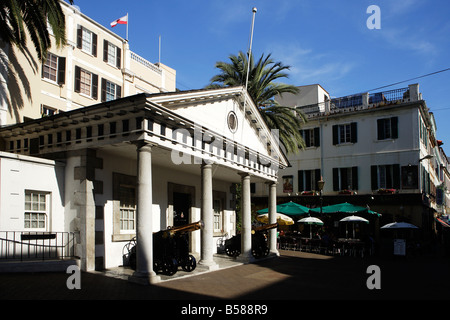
left=377, top=117, right=398, bottom=140
left=41, top=105, right=58, bottom=117
left=300, top=128, right=320, bottom=147
left=333, top=167, right=358, bottom=191
left=101, top=78, right=122, bottom=102
left=42, top=53, right=57, bottom=81
left=371, top=164, right=400, bottom=190
left=119, top=185, right=136, bottom=231
left=74, top=66, right=98, bottom=99
left=103, top=40, right=121, bottom=68
left=332, top=123, right=357, bottom=145
left=24, top=191, right=48, bottom=229
left=42, top=52, right=65, bottom=84
left=76, top=26, right=97, bottom=56
left=213, top=199, right=222, bottom=232
left=298, top=169, right=321, bottom=192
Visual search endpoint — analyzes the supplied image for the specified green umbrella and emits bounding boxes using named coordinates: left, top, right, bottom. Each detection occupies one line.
left=309, top=202, right=379, bottom=215
left=257, top=201, right=310, bottom=217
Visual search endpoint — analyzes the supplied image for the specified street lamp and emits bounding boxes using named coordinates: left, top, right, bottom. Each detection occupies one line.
left=419, top=154, right=433, bottom=162
left=317, top=177, right=325, bottom=215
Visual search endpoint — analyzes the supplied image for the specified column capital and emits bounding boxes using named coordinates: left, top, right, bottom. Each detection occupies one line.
left=133, top=140, right=157, bottom=151
left=265, top=180, right=278, bottom=186
left=238, top=171, right=252, bottom=179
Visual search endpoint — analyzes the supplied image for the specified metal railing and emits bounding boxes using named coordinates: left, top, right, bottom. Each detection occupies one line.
left=0, top=231, right=77, bottom=261
left=330, top=87, right=411, bottom=109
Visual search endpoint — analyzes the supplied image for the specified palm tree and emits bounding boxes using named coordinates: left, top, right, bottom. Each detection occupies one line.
left=208, top=51, right=306, bottom=154
left=0, top=0, right=73, bottom=62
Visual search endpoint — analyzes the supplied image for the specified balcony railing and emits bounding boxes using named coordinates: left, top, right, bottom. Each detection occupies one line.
left=330, top=87, right=411, bottom=109
left=0, top=231, right=77, bottom=261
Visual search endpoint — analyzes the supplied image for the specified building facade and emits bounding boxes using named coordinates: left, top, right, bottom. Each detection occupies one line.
left=0, top=87, right=286, bottom=282
left=253, top=83, right=450, bottom=241
left=0, top=1, right=176, bottom=126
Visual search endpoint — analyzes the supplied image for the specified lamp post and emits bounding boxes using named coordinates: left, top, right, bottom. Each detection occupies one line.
left=317, top=177, right=325, bottom=215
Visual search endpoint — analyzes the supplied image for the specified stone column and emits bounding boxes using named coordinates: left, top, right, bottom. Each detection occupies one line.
left=267, top=181, right=279, bottom=256
left=129, top=142, right=160, bottom=284
left=239, top=172, right=253, bottom=263
left=199, top=162, right=218, bottom=270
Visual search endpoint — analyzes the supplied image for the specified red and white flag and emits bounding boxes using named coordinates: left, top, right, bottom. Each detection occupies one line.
left=110, top=15, right=128, bottom=27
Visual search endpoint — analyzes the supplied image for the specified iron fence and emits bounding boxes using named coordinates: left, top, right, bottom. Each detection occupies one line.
left=0, top=231, right=77, bottom=261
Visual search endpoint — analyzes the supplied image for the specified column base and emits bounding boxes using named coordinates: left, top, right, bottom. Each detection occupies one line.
left=198, top=260, right=219, bottom=271
left=236, top=253, right=256, bottom=264
left=128, top=271, right=161, bottom=285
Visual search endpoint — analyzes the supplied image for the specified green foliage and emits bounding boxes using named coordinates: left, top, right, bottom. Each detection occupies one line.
left=208, top=51, right=307, bottom=154
left=0, top=0, right=73, bottom=62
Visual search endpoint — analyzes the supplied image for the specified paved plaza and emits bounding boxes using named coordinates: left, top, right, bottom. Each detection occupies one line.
left=1, top=250, right=449, bottom=302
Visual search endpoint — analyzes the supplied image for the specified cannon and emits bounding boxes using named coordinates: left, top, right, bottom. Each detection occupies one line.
left=128, top=220, right=203, bottom=276
left=225, top=223, right=278, bottom=259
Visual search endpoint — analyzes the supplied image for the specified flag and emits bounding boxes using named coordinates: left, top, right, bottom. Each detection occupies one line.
left=110, top=15, right=128, bottom=28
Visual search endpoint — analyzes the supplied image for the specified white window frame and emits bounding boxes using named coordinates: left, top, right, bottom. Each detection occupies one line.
left=24, top=190, right=49, bottom=230
left=79, top=69, right=92, bottom=97
left=119, top=185, right=136, bottom=233
left=81, top=27, right=93, bottom=54
left=107, top=42, right=118, bottom=67
left=106, top=80, right=117, bottom=102
left=338, top=124, right=352, bottom=144
left=42, top=52, right=58, bottom=82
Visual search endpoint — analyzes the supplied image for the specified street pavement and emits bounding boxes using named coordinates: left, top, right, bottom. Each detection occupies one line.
left=1, top=250, right=449, bottom=303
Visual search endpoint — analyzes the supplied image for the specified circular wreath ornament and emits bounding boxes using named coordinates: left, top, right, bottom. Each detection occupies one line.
left=227, top=111, right=238, bottom=133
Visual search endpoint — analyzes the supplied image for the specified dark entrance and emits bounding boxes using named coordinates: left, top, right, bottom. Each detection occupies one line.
left=173, top=192, right=190, bottom=227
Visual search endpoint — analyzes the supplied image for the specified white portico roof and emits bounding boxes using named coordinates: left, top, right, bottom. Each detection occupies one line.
left=0, top=87, right=288, bottom=181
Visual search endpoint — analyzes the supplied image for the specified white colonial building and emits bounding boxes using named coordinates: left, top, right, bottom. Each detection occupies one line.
left=253, top=83, right=450, bottom=243
left=0, top=86, right=286, bottom=283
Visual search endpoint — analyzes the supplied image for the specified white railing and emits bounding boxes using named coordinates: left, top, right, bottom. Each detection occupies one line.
left=130, top=52, right=162, bottom=75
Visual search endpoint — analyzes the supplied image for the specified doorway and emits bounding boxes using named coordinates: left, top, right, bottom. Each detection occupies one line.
left=173, top=192, right=191, bottom=227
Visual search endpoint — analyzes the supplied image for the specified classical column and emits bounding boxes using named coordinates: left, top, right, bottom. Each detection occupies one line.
left=267, top=181, right=279, bottom=256
left=129, top=142, right=160, bottom=285
left=199, top=162, right=218, bottom=270
left=239, top=172, right=253, bottom=263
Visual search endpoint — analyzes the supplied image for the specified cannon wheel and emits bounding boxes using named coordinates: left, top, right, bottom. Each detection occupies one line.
left=181, top=254, right=197, bottom=272
left=225, top=246, right=240, bottom=257
left=161, top=258, right=178, bottom=275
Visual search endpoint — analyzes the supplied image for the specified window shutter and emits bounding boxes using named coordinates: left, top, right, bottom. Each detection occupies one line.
left=333, top=168, right=339, bottom=191
left=57, top=57, right=66, bottom=85
left=92, top=73, right=98, bottom=99
left=304, top=129, right=310, bottom=147
left=332, top=125, right=338, bottom=145
left=74, top=66, right=81, bottom=92
left=92, top=33, right=97, bottom=57
left=101, top=78, right=107, bottom=102
left=116, top=85, right=121, bottom=98
left=76, top=26, right=82, bottom=49
left=393, top=164, right=400, bottom=189
left=305, top=170, right=311, bottom=191
left=352, top=166, right=358, bottom=190
left=116, top=47, right=121, bottom=68
left=351, top=122, right=357, bottom=143
left=377, top=119, right=383, bottom=140
left=314, top=127, right=320, bottom=146
left=371, top=165, right=378, bottom=190
left=315, top=169, right=321, bottom=190
left=298, top=171, right=304, bottom=192
left=103, top=40, right=108, bottom=62
left=391, top=117, right=398, bottom=139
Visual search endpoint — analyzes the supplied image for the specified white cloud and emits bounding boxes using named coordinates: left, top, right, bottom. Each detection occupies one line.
left=267, top=42, right=356, bottom=85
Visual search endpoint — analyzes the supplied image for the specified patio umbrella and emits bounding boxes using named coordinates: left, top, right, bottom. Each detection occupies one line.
left=257, top=213, right=294, bottom=226
left=298, top=217, right=324, bottom=238
left=381, top=222, right=418, bottom=229
left=339, top=215, right=369, bottom=238
left=257, top=201, right=310, bottom=217
left=309, top=202, right=369, bottom=215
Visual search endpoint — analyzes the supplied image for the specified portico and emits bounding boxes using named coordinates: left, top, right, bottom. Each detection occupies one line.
left=0, top=86, right=287, bottom=283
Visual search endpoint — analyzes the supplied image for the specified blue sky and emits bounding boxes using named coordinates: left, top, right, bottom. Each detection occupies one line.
left=68, top=0, right=450, bottom=156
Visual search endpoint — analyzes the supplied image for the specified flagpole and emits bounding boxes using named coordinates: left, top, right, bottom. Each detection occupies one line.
left=245, top=7, right=257, bottom=93
left=126, top=13, right=129, bottom=41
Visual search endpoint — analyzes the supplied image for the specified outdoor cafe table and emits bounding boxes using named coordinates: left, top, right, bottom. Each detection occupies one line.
left=336, top=238, right=365, bottom=256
